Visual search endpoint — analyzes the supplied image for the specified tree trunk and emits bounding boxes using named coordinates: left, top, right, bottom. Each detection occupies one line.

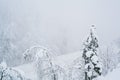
left=85, top=72, right=87, bottom=80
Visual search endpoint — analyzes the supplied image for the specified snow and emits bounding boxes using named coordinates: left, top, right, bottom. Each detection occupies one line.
left=1, top=45, right=118, bottom=80
left=15, top=62, right=38, bottom=80
left=15, top=51, right=82, bottom=80
left=53, top=51, right=82, bottom=69
left=91, top=55, right=98, bottom=64
left=86, top=50, right=94, bottom=58
left=85, top=63, right=94, bottom=70
left=87, top=70, right=92, bottom=77
left=0, top=61, right=7, bottom=69
left=0, top=62, right=26, bottom=80
left=98, top=64, right=120, bottom=80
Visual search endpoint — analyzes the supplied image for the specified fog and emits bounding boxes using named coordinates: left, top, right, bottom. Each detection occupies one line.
left=0, top=0, right=120, bottom=59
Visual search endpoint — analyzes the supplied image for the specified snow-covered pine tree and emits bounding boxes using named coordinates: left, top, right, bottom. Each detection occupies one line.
left=82, top=25, right=102, bottom=80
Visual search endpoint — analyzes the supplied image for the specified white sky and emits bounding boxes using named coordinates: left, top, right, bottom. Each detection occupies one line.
left=0, top=0, right=120, bottom=53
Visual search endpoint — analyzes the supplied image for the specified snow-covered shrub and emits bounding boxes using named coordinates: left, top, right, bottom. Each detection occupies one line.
left=34, top=47, right=66, bottom=80
left=100, top=44, right=120, bottom=75
left=0, top=61, right=26, bottom=80
left=23, top=46, right=54, bottom=63
left=39, top=65, right=66, bottom=80
left=68, top=57, right=85, bottom=80
left=23, top=46, right=66, bottom=80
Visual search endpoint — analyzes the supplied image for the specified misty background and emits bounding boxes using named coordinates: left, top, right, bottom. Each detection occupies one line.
left=0, top=0, right=120, bottom=66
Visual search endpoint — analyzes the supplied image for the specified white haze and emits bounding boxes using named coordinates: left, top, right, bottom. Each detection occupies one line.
left=0, top=0, right=120, bottom=55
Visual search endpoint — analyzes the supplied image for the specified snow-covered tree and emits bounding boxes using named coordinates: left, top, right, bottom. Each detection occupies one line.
left=82, top=25, right=102, bottom=80
left=23, top=46, right=66, bottom=80
left=0, top=26, right=21, bottom=66
left=35, top=48, right=66, bottom=80
left=68, top=57, right=85, bottom=80
left=0, top=61, right=26, bottom=80
left=100, top=44, right=120, bottom=75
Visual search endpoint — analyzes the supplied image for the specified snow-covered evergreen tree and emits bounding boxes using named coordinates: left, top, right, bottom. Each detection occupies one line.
left=82, top=25, right=102, bottom=80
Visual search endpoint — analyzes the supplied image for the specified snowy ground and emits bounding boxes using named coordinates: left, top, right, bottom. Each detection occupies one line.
left=98, top=64, right=120, bottom=80
left=15, top=51, right=120, bottom=80
left=53, top=51, right=82, bottom=69
left=15, top=62, right=38, bottom=80
left=15, top=51, right=82, bottom=80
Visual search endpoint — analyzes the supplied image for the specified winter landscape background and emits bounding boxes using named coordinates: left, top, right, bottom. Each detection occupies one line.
left=0, top=0, right=120, bottom=80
